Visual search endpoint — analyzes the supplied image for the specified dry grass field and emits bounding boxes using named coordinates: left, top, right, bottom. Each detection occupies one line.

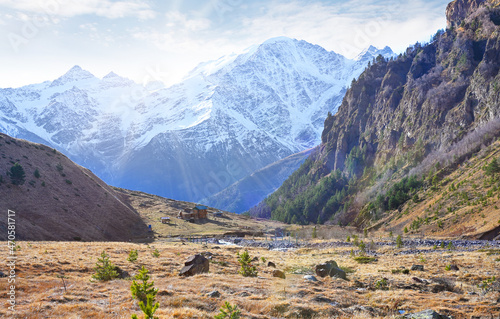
left=1, top=240, right=499, bottom=318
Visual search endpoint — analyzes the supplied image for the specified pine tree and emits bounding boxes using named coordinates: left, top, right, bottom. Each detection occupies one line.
left=8, top=163, right=25, bottom=185
left=214, top=301, right=241, bottom=319
left=396, top=235, right=403, bottom=248
left=92, top=251, right=118, bottom=281
left=237, top=250, right=257, bottom=277
left=131, top=294, right=159, bottom=319
left=131, top=266, right=158, bottom=306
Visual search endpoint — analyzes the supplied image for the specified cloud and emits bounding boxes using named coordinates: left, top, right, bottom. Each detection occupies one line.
left=165, top=11, right=211, bottom=32
left=0, top=0, right=156, bottom=20
left=232, top=0, right=449, bottom=57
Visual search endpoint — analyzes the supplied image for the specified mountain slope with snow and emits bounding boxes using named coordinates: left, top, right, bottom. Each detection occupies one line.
left=0, top=37, right=394, bottom=202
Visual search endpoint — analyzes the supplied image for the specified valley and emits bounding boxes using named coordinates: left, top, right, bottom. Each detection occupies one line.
left=0, top=239, right=498, bottom=318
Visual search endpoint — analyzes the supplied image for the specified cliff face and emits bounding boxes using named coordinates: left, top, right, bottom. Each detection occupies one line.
left=321, top=0, right=500, bottom=175
left=255, top=0, right=500, bottom=228
left=446, top=0, right=486, bottom=28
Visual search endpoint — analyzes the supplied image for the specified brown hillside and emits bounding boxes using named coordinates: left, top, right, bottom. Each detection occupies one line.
left=380, top=139, right=500, bottom=239
left=115, top=188, right=286, bottom=238
left=0, top=133, right=148, bottom=241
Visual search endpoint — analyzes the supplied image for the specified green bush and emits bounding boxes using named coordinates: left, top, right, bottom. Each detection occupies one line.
left=152, top=249, right=160, bottom=258
left=237, top=250, right=257, bottom=277
left=8, top=163, right=25, bottom=185
left=215, top=301, right=241, bottom=319
left=353, top=256, right=376, bottom=264
left=92, top=251, right=118, bottom=281
left=34, top=168, right=41, bottom=178
left=358, top=240, right=366, bottom=255
left=375, top=278, right=389, bottom=290
left=128, top=249, right=138, bottom=262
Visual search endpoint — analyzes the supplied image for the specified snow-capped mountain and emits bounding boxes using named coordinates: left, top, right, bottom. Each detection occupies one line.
left=0, top=37, right=393, bottom=202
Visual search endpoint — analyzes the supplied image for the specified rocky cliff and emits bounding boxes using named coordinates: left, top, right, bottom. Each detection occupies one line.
left=253, top=0, right=500, bottom=233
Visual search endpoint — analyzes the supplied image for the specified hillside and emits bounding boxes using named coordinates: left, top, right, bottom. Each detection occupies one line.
left=0, top=133, right=148, bottom=241
left=251, top=0, right=500, bottom=239
left=115, top=188, right=285, bottom=238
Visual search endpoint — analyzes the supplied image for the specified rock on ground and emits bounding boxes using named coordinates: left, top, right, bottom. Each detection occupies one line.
left=179, top=254, right=209, bottom=276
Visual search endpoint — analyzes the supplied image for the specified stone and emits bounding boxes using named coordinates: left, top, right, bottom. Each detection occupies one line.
left=179, top=254, right=209, bottom=276
left=267, top=261, right=276, bottom=268
left=314, top=260, right=338, bottom=278
left=430, top=284, right=447, bottom=293
left=329, top=266, right=347, bottom=280
left=114, top=266, right=130, bottom=279
left=449, top=264, right=459, bottom=271
left=411, top=265, right=424, bottom=271
left=251, top=256, right=259, bottom=262
left=312, top=294, right=332, bottom=303
left=304, top=275, right=318, bottom=282
left=0, top=271, right=6, bottom=278
left=272, top=269, right=286, bottom=279
left=405, top=309, right=448, bottom=319
left=206, top=290, right=220, bottom=298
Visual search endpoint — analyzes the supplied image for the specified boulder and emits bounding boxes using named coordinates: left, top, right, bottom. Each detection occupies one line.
left=314, top=260, right=338, bottom=278
left=448, top=264, right=459, bottom=271
left=0, top=271, right=6, bottom=278
left=267, top=261, right=276, bottom=268
left=272, top=269, right=286, bottom=279
left=405, top=309, right=448, bottom=319
left=411, top=265, right=424, bottom=271
left=206, top=290, right=220, bottom=298
left=114, top=266, right=130, bottom=279
left=179, top=254, right=209, bottom=276
left=329, top=266, right=346, bottom=280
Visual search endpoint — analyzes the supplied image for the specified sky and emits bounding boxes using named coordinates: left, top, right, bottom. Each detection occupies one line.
left=0, top=0, right=451, bottom=88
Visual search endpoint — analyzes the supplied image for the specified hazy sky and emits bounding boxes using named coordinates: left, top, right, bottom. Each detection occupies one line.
left=0, top=0, right=450, bottom=88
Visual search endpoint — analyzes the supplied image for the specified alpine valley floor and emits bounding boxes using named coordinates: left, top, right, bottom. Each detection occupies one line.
left=1, top=239, right=499, bottom=319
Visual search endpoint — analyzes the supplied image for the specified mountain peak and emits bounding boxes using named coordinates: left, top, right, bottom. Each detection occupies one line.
left=103, top=71, right=119, bottom=79
left=355, top=45, right=395, bottom=61
left=261, top=36, right=297, bottom=46
left=51, top=65, right=96, bottom=87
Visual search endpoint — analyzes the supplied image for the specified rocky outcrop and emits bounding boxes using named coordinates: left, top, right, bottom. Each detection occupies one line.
left=446, top=0, right=486, bottom=28
left=179, top=254, right=209, bottom=276
left=314, top=260, right=346, bottom=279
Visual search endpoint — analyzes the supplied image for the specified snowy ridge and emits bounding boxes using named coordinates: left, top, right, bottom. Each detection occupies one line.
left=0, top=37, right=394, bottom=201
